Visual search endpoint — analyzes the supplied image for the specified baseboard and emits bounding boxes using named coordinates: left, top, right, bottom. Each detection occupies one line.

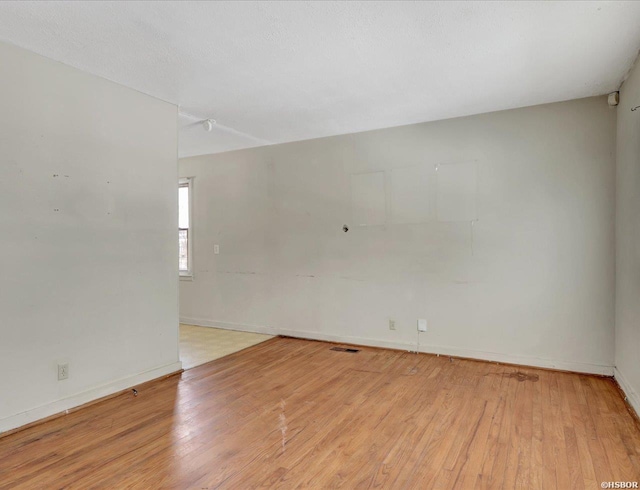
left=418, top=344, right=612, bottom=376
left=614, top=367, right=640, bottom=418
left=0, top=361, right=183, bottom=435
left=279, top=329, right=613, bottom=376
left=179, top=317, right=614, bottom=376
left=180, top=316, right=278, bottom=336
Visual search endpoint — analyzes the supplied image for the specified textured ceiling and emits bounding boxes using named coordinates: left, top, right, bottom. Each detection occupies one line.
left=1, top=1, right=639, bottom=157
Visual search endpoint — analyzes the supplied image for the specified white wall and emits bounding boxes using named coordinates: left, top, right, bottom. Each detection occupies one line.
left=180, top=96, right=616, bottom=375
left=615, top=55, right=640, bottom=413
left=0, top=42, right=180, bottom=433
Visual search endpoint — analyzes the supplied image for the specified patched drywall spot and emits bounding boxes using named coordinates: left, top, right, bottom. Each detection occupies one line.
left=389, top=164, right=430, bottom=224
left=436, top=161, right=478, bottom=222
left=350, top=171, right=386, bottom=226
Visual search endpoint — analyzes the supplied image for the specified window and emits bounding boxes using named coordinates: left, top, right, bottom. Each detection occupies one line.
left=179, top=178, right=193, bottom=277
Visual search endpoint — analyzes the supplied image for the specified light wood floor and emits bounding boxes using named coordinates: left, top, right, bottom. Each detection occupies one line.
left=1, top=337, right=639, bottom=489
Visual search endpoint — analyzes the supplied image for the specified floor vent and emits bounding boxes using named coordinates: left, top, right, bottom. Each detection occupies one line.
left=330, top=347, right=360, bottom=353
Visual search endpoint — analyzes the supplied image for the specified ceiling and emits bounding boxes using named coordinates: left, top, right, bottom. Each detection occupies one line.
left=1, top=1, right=639, bottom=158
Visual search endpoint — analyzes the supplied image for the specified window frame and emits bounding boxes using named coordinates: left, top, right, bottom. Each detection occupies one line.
left=179, top=177, right=193, bottom=280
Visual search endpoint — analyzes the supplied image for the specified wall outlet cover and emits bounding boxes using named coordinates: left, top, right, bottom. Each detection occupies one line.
left=418, top=319, right=428, bottom=332
left=58, top=363, right=69, bottom=380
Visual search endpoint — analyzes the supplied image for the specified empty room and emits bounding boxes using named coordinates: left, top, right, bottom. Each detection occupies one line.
left=2, top=1, right=640, bottom=488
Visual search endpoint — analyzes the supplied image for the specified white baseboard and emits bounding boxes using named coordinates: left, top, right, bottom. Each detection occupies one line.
left=416, top=344, right=613, bottom=376
left=180, top=316, right=278, bottom=336
left=0, top=361, right=183, bottom=434
left=179, top=318, right=614, bottom=376
left=614, top=367, right=640, bottom=417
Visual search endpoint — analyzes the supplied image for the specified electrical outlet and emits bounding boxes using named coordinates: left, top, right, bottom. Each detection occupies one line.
left=418, top=319, right=428, bottom=332
left=389, top=319, right=396, bottom=331
left=214, top=244, right=220, bottom=255
left=58, top=363, right=69, bottom=380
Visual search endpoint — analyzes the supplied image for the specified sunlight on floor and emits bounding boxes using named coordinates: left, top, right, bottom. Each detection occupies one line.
left=179, top=324, right=274, bottom=369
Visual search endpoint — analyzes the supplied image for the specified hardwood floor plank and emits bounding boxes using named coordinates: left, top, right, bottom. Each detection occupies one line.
left=1, top=337, right=639, bottom=489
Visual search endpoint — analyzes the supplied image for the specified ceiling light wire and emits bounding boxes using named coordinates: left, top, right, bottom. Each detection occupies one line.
left=179, top=109, right=271, bottom=145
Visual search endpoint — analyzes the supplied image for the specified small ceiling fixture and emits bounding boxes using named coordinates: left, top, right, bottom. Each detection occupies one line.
left=203, top=119, right=216, bottom=131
